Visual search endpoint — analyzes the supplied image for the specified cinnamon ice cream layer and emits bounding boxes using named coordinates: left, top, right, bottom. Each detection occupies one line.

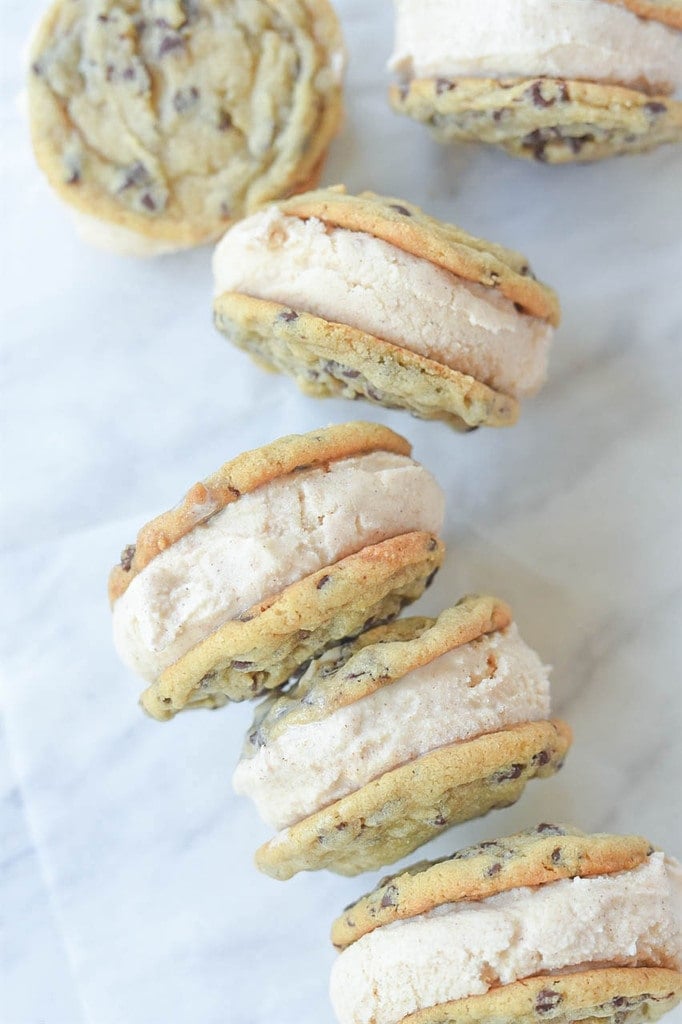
left=213, top=208, right=552, bottom=399
left=112, top=452, right=444, bottom=682
left=390, top=0, right=682, bottom=94
left=233, top=623, right=550, bottom=830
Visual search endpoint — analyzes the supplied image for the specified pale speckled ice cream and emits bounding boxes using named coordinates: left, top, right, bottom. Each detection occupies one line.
left=112, top=452, right=444, bottom=682
left=390, top=0, right=682, bottom=95
left=213, top=207, right=553, bottom=400
left=233, top=623, right=550, bottom=830
left=331, top=853, right=682, bottom=1024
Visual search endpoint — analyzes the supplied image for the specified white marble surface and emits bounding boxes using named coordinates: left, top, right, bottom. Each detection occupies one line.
left=2, top=2, right=681, bottom=1022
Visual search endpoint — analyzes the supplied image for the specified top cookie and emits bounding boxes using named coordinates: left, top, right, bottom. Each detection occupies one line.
left=331, top=824, right=654, bottom=949
left=109, top=421, right=410, bottom=604
left=279, top=187, right=560, bottom=325
left=242, top=594, right=512, bottom=754
left=28, top=0, right=344, bottom=251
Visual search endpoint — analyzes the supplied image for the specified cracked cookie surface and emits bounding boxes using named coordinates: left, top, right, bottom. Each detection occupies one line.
left=28, top=0, right=344, bottom=248
left=390, top=77, right=682, bottom=163
left=332, top=824, right=653, bottom=949
left=254, top=719, right=571, bottom=879
left=213, top=294, right=520, bottom=431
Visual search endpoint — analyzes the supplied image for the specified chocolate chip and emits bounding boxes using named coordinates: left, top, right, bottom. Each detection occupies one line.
left=435, top=78, right=455, bottom=95
left=536, top=823, right=566, bottom=835
left=335, top=821, right=347, bottom=831
left=493, top=109, right=504, bottom=122
left=380, top=884, right=399, bottom=908
left=536, top=990, right=563, bottom=1014
left=248, top=728, right=265, bottom=749
left=524, top=129, right=550, bottom=162
left=567, top=136, right=588, bottom=155
left=31, top=60, right=44, bottom=77
left=494, top=763, right=524, bottom=782
left=486, top=862, right=502, bottom=877
left=162, top=696, right=172, bottom=704
left=424, top=568, right=438, bottom=589
left=173, top=86, right=199, bottom=113
left=279, top=309, right=299, bottom=322
left=529, top=81, right=554, bottom=108
left=316, top=575, right=331, bottom=590
left=514, top=302, right=524, bottom=313
left=218, top=110, right=233, bottom=132
left=427, top=537, right=438, bottom=552
left=612, top=998, right=628, bottom=1008
left=231, top=660, right=254, bottom=671
left=341, top=367, right=360, bottom=379
left=388, top=203, right=412, bottom=217
left=97, top=13, right=109, bottom=21
left=533, top=749, right=551, bottom=766
left=118, top=161, right=150, bottom=192
left=120, top=544, right=136, bottom=572
left=645, top=101, right=667, bottom=115
left=528, top=80, right=570, bottom=109
left=140, top=193, right=157, bottom=211
left=551, top=847, right=562, bottom=864
left=65, top=163, right=81, bottom=185
left=159, top=33, right=185, bottom=57
left=122, top=66, right=136, bottom=81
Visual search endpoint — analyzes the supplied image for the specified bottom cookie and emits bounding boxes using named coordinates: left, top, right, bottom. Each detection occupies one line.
left=390, top=76, right=682, bottom=163
left=255, top=719, right=571, bottom=879
left=140, top=531, right=443, bottom=719
left=214, top=293, right=518, bottom=431
left=400, top=968, right=682, bottom=1024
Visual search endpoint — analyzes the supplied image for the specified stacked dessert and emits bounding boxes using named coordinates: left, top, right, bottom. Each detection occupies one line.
left=389, top=0, right=682, bottom=162
left=330, top=825, right=682, bottom=1024
left=109, top=422, right=444, bottom=719
left=212, top=187, right=559, bottom=429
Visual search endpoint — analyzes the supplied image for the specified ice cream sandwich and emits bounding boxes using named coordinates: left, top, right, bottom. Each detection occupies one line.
left=389, top=0, right=682, bottom=163
left=213, top=187, right=559, bottom=429
left=234, top=596, right=571, bottom=879
left=108, top=422, right=445, bottom=719
left=330, top=824, right=682, bottom=1024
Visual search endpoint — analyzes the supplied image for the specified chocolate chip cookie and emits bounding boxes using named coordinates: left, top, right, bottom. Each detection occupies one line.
left=28, top=0, right=344, bottom=252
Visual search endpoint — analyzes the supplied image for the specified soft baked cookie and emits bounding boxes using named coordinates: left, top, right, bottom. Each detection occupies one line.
left=213, top=187, right=559, bottom=430
left=389, top=0, right=682, bottom=162
left=233, top=596, right=572, bottom=878
left=330, top=824, right=682, bottom=1024
left=108, top=422, right=445, bottom=719
left=28, top=0, right=344, bottom=253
